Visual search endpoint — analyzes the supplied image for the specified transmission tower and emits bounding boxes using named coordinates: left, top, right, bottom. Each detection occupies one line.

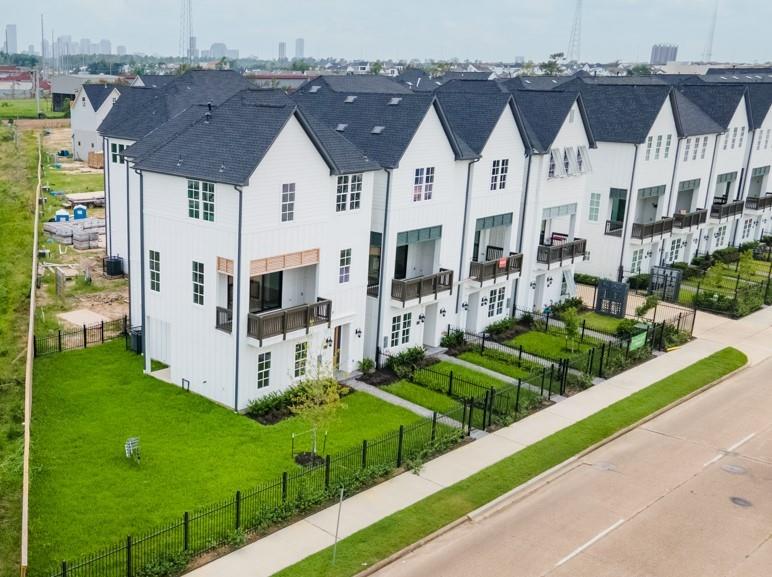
left=567, top=0, right=583, bottom=63
left=702, top=0, right=718, bottom=62
left=179, top=0, right=192, bottom=63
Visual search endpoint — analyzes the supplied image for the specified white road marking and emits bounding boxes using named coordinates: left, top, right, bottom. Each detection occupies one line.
left=555, top=519, right=625, bottom=567
left=703, top=432, right=757, bottom=468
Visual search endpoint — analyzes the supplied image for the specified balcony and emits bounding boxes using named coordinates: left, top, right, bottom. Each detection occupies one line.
left=246, top=298, right=332, bottom=345
left=391, top=269, right=453, bottom=306
left=673, top=209, right=708, bottom=229
left=215, top=306, right=233, bottom=333
left=536, top=237, right=587, bottom=267
left=630, top=218, right=674, bottom=241
left=710, top=199, right=744, bottom=220
left=745, top=195, right=772, bottom=212
left=604, top=220, right=624, bottom=237
left=469, top=253, right=523, bottom=285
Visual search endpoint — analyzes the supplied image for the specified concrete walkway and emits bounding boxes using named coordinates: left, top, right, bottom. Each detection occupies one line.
left=185, top=308, right=772, bottom=577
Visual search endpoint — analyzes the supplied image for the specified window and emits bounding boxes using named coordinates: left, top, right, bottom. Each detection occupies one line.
left=390, top=312, right=411, bottom=347
left=490, top=159, right=509, bottom=190
left=487, top=286, right=505, bottom=318
left=548, top=152, right=557, bottom=177
left=654, top=135, right=662, bottom=160
left=738, top=127, right=745, bottom=148
left=645, top=136, right=653, bottom=161
left=294, top=342, right=308, bottom=378
left=692, top=137, right=699, bottom=161
left=110, top=142, right=126, bottom=164
left=631, top=248, right=643, bottom=274
left=349, top=174, right=362, bottom=209
left=742, top=218, right=753, bottom=240
left=701, top=136, right=709, bottom=159
left=187, top=180, right=200, bottom=219
left=563, top=150, right=571, bottom=174
left=717, top=224, right=727, bottom=246
left=588, top=192, right=601, bottom=222
left=766, top=129, right=771, bottom=149
left=192, top=261, right=204, bottom=305
left=337, top=174, right=363, bottom=211
left=664, top=134, right=672, bottom=159
left=576, top=148, right=584, bottom=172
left=683, top=138, right=691, bottom=162
left=202, top=181, right=214, bottom=222
left=731, top=127, right=738, bottom=149
left=281, top=183, right=295, bottom=222
left=336, top=175, right=349, bottom=212
left=257, top=352, right=271, bottom=389
left=149, top=250, right=160, bottom=292
left=338, top=248, right=351, bottom=283
left=413, top=167, right=434, bottom=201
left=758, top=133, right=763, bottom=151
left=723, top=132, right=729, bottom=150
left=668, top=238, right=683, bottom=263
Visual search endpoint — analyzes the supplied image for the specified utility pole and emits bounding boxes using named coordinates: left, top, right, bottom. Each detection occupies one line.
left=567, top=0, right=583, bottom=63
left=703, top=0, right=718, bottom=62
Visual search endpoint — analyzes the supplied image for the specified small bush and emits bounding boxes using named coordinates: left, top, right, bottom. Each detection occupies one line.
left=615, top=318, right=640, bottom=339
left=135, top=552, right=190, bottom=577
left=713, top=246, right=740, bottom=264
left=738, top=241, right=759, bottom=253
left=517, top=311, right=533, bottom=327
left=574, top=273, right=599, bottom=286
left=440, top=329, right=464, bottom=349
left=485, top=317, right=516, bottom=336
left=551, top=297, right=584, bottom=315
left=357, top=358, right=375, bottom=374
left=386, top=346, right=426, bottom=379
left=246, top=389, right=294, bottom=418
left=691, top=254, right=713, bottom=270
left=628, top=274, right=650, bottom=290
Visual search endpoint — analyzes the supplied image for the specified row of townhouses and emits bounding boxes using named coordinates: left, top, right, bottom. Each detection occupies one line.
left=91, top=71, right=772, bottom=410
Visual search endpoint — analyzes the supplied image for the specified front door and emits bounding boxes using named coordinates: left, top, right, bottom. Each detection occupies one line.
left=332, top=325, right=342, bottom=370
left=394, top=245, right=408, bottom=280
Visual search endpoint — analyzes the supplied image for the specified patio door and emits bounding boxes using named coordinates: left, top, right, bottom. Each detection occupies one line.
left=332, top=325, right=342, bottom=370
left=250, top=271, right=283, bottom=313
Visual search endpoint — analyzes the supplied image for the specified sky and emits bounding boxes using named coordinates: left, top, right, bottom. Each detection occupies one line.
left=2, top=0, right=769, bottom=64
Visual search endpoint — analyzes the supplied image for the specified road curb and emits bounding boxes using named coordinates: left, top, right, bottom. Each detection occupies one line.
left=353, top=358, right=749, bottom=577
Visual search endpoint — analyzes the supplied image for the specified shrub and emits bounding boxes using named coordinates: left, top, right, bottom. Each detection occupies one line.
left=517, top=311, right=533, bottom=327
left=738, top=241, right=759, bottom=253
left=440, top=329, right=465, bottom=349
left=574, top=273, right=600, bottom=286
left=135, top=552, right=191, bottom=577
left=713, top=246, right=740, bottom=264
left=635, top=295, right=659, bottom=319
left=615, top=318, right=640, bottom=339
left=627, top=274, right=650, bottom=290
left=551, top=297, right=584, bottom=315
left=485, top=317, right=517, bottom=336
left=246, top=388, right=297, bottom=419
left=357, top=358, right=375, bottom=374
left=691, top=254, right=714, bottom=270
left=386, top=346, right=426, bottom=379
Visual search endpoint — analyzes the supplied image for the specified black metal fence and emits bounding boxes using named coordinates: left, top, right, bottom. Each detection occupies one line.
left=45, top=400, right=470, bottom=577
left=34, top=316, right=128, bottom=356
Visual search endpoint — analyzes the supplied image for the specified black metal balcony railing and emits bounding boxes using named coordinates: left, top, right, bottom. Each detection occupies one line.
left=630, top=218, right=674, bottom=240
left=215, top=306, right=233, bottom=333
left=469, top=253, right=523, bottom=285
left=246, top=298, right=332, bottom=345
left=604, top=220, right=624, bottom=236
left=710, top=199, right=744, bottom=220
left=391, top=269, right=453, bottom=304
left=745, top=195, right=772, bottom=212
left=673, top=209, right=708, bottom=229
left=536, top=237, right=587, bottom=265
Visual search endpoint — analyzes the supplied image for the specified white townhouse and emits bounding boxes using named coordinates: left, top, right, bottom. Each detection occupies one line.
left=98, top=70, right=254, bottom=325
left=737, top=84, right=772, bottom=240
left=125, top=89, right=380, bottom=410
left=70, top=83, right=122, bottom=161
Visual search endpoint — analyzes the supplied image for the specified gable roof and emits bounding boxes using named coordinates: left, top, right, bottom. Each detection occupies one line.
left=303, top=74, right=412, bottom=94
left=396, top=68, right=436, bottom=92
left=510, top=90, right=594, bottom=153
left=677, top=84, right=748, bottom=130
left=82, top=83, right=120, bottom=111
left=130, top=89, right=379, bottom=186
left=671, top=90, right=724, bottom=136
left=136, top=74, right=176, bottom=88
left=435, top=92, right=521, bottom=155
left=746, top=83, right=772, bottom=129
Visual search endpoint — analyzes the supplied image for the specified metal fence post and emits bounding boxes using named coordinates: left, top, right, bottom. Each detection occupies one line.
left=101, top=320, right=105, bottom=343
left=324, top=455, right=331, bottom=490
left=548, top=364, right=555, bottom=400
left=183, top=512, right=189, bottom=550
left=545, top=311, right=550, bottom=330
left=396, top=425, right=404, bottom=467
left=515, top=380, right=522, bottom=416
left=598, top=343, right=606, bottom=378
left=83, top=324, right=87, bottom=349
left=448, top=370, right=454, bottom=396
left=488, top=388, right=497, bottom=427
left=126, top=535, right=132, bottom=577
left=61, top=561, right=67, bottom=577
left=540, top=367, right=545, bottom=396
left=482, top=390, right=490, bottom=429
left=581, top=319, right=586, bottom=342
left=58, top=329, right=62, bottom=352
left=480, top=332, right=486, bottom=354
left=518, top=344, right=523, bottom=367
left=281, top=472, right=288, bottom=502
left=431, top=411, right=437, bottom=442
left=123, top=314, right=128, bottom=335
left=467, top=399, right=474, bottom=435
left=235, top=490, right=241, bottom=530
left=361, top=439, right=368, bottom=469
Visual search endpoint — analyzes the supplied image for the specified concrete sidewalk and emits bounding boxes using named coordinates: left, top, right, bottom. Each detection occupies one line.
left=186, top=309, right=772, bottom=577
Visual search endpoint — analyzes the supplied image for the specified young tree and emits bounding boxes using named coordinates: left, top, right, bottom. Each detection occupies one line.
left=737, top=250, right=754, bottom=281
left=289, top=363, right=345, bottom=456
left=562, top=306, right=580, bottom=352
left=704, top=262, right=727, bottom=289
left=635, top=294, right=659, bottom=321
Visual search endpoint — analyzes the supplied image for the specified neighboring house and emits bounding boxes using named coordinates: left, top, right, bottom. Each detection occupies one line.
left=51, top=73, right=120, bottom=111
left=130, top=74, right=176, bottom=89
left=70, top=83, right=122, bottom=160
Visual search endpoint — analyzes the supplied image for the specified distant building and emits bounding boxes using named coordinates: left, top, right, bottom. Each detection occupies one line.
left=99, top=39, right=111, bottom=55
left=278, top=41, right=287, bottom=61
left=189, top=36, right=198, bottom=59
left=650, top=44, right=678, bottom=65
left=295, top=38, right=304, bottom=59
left=5, top=24, right=17, bottom=55
left=116, top=45, right=126, bottom=56
left=210, top=42, right=227, bottom=59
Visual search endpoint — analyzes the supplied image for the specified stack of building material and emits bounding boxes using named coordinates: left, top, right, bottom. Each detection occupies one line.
left=42, top=217, right=105, bottom=249
left=87, top=151, right=104, bottom=169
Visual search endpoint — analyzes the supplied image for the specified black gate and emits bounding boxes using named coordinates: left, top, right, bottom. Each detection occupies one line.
left=649, top=265, right=683, bottom=303
left=594, top=279, right=628, bottom=318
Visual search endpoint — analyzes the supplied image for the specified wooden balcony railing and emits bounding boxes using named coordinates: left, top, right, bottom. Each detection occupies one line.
left=630, top=218, right=674, bottom=240
left=215, top=306, right=233, bottom=333
left=391, top=269, right=453, bottom=304
left=536, top=237, right=587, bottom=265
left=604, top=220, right=624, bottom=236
left=745, top=195, right=772, bottom=212
left=246, top=298, right=332, bottom=345
left=469, top=253, right=523, bottom=285
left=673, top=209, right=707, bottom=229
left=710, top=199, right=744, bottom=220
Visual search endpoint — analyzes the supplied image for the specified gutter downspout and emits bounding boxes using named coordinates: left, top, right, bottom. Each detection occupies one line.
left=618, top=144, right=639, bottom=282
left=104, top=137, right=111, bottom=254
left=513, top=153, right=533, bottom=315
left=137, top=170, right=148, bottom=373
left=697, top=134, right=722, bottom=256
left=455, top=158, right=480, bottom=315
left=126, top=157, right=132, bottom=325
left=375, top=169, right=392, bottom=355
left=233, top=185, right=244, bottom=412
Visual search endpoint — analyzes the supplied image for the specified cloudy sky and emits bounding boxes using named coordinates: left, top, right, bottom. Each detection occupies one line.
left=5, top=0, right=769, bottom=63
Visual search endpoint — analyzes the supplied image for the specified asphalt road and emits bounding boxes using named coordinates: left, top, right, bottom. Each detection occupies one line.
left=371, top=357, right=772, bottom=577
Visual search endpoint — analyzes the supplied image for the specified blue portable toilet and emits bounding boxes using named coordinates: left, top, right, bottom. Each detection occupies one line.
left=73, top=204, right=87, bottom=220
left=55, top=209, right=70, bottom=222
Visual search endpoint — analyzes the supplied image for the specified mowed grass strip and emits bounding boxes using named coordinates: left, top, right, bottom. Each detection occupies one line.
left=382, top=381, right=460, bottom=414
left=456, top=350, right=538, bottom=381
left=0, top=98, right=64, bottom=119
left=30, top=341, right=427, bottom=570
left=274, top=347, right=746, bottom=577
left=577, top=311, right=625, bottom=333
left=505, top=330, right=593, bottom=360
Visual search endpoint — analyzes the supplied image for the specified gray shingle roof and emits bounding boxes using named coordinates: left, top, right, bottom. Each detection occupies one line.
left=396, top=68, right=436, bottom=92
left=746, top=84, right=772, bottom=129
left=130, top=89, right=378, bottom=185
left=506, top=76, right=576, bottom=90
left=303, top=74, right=412, bottom=94
left=136, top=74, right=176, bottom=88
left=510, top=90, right=592, bottom=153
left=82, top=83, right=120, bottom=110
left=435, top=92, right=513, bottom=154
left=677, top=84, right=748, bottom=130
left=672, top=91, right=723, bottom=136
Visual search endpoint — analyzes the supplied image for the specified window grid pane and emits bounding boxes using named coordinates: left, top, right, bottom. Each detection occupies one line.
left=149, top=250, right=160, bottom=292
left=499, top=159, right=508, bottom=188
left=490, top=160, right=500, bottom=191
left=336, top=175, right=348, bottom=212
left=192, top=261, right=204, bottom=305
left=294, top=342, right=308, bottom=378
left=257, top=352, right=271, bottom=389
left=282, top=183, right=295, bottom=222
left=339, top=248, right=351, bottom=283
left=349, top=174, right=362, bottom=209
left=202, top=181, right=215, bottom=222
left=188, top=180, right=200, bottom=219
left=413, top=168, right=424, bottom=201
left=401, top=312, right=411, bottom=344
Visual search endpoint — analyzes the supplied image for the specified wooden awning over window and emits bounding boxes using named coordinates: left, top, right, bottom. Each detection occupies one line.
left=250, top=248, right=319, bottom=276
left=217, top=257, right=234, bottom=275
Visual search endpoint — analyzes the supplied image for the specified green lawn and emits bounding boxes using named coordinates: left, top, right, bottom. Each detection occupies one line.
left=274, top=347, right=747, bottom=577
left=383, top=381, right=461, bottom=414
left=416, top=360, right=510, bottom=391
left=30, top=342, right=426, bottom=570
left=577, top=311, right=624, bottom=333
left=505, top=330, right=593, bottom=361
left=0, top=98, right=65, bottom=119
left=43, top=168, right=103, bottom=194
left=456, top=350, right=534, bottom=381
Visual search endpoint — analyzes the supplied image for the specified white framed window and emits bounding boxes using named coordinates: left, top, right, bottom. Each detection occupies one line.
left=192, top=261, right=204, bottom=305
left=731, top=127, right=738, bottom=149
left=588, top=192, right=601, bottom=222
left=563, top=150, right=571, bottom=174
left=487, top=286, right=505, bottom=318
left=202, top=181, right=214, bottom=222
left=631, top=248, right=643, bottom=274
left=149, top=250, right=160, bottom=292
left=338, top=248, right=351, bottom=283
left=716, top=224, right=727, bottom=246
left=723, top=132, right=729, bottom=150
left=701, top=136, right=709, bottom=159
left=766, top=129, right=771, bottom=149
left=758, top=132, right=763, bottom=151
left=664, top=134, right=672, bottom=159
left=692, top=137, right=699, bottom=160
left=576, top=148, right=584, bottom=172
left=281, top=183, right=295, bottom=222
left=187, top=180, right=200, bottom=219
left=413, top=167, right=434, bottom=201
left=654, top=135, right=662, bottom=160
left=349, top=174, right=362, bottom=209
left=742, top=218, right=753, bottom=240
left=738, top=126, right=745, bottom=148
left=490, top=159, right=509, bottom=190
left=336, top=175, right=349, bottom=212
left=668, top=238, right=683, bottom=263
left=294, top=342, right=308, bottom=378
left=390, top=312, right=412, bottom=347
left=683, top=138, right=691, bottom=162
left=548, top=152, right=557, bottom=177
left=110, top=142, right=126, bottom=164
left=645, top=136, right=653, bottom=161
left=257, top=352, right=271, bottom=389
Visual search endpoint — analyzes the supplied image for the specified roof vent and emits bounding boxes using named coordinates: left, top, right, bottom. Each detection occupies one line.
left=344, top=95, right=358, bottom=103
left=219, top=163, right=225, bottom=173
left=388, top=97, right=402, bottom=105
left=176, top=155, right=183, bottom=167
left=335, top=123, right=348, bottom=132
left=204, top=111, right=212, bottom=123
left=371, top=126, right=385, bottom=134
left=309, top=85, right=321, bottom=93
left=524, top=79, right=532, bottom=84
left=207, top=101, right=213, bottom=111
